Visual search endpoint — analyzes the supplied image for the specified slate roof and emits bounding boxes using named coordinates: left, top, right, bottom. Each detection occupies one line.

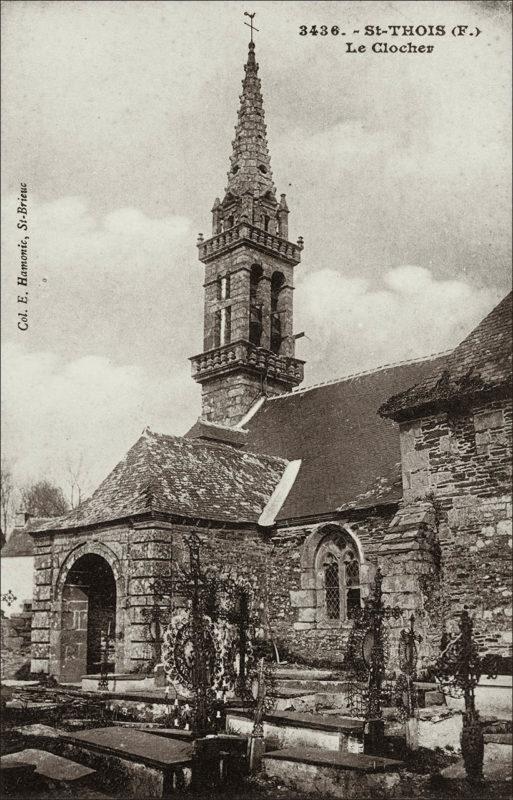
left=29, top=429, right=288, bottom=533
left=1, top=527, right=34, bottom=557
left=243, top=354, right=446, bottom=521
left=380, top=293, right=512, bottom=420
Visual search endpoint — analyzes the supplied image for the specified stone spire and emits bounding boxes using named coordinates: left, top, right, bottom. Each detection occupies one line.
left=191, top=29, right=305, bottom=426
left=225, top=40, right=276, bottom=200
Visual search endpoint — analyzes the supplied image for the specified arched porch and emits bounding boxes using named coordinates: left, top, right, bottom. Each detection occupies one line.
left=50, top=543, right=127, bottom=682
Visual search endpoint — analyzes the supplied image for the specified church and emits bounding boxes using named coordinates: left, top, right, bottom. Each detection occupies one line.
left=24, top=38, right=512, bottom=683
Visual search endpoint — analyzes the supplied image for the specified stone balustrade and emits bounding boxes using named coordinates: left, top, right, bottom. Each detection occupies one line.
left=198, top=222, right=303, bottom=265
left=190, top=340, right=304, bottom=385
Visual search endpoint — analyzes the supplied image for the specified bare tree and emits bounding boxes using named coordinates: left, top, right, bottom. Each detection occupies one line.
left=21, top=479, right=69, bottom=518
left=65, top=453, right=90, bottom=509
left=0, top=460, right=15, bottom=535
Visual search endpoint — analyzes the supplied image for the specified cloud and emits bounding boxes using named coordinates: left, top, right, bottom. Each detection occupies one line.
left=295, top=265, right=503, bottom=383
left=1, top=341, right=196, bottom=495
left=0, top=194, right=200, bottom=493
left=0, top=193, right=507, bottom=501
left=0, top=191, right=197, bottom=370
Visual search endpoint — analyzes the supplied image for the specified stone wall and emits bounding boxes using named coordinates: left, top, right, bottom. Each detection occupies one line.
left=197, top=243, right=298, bottom=425
left=378, top=502, right=443, bottom=672
left=30, top=520, right=272, bottom=678
left=267, top=512, right=394, bottom=663
left=30, top=509, right=397, bottom=676
left=201, top=371, right=284, bottom=426
left=397, top=397, right=512, bottom=657
left=1, top=600, right=33, bottom=678
left=32, top=523, right=173, bottom=676
left=202, top=250, right=295, bottom=353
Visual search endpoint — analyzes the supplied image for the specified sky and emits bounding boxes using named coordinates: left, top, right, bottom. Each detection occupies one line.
left=1, top=0, right=511, bottom=505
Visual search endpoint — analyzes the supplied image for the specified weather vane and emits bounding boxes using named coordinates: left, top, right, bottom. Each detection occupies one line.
left=244, top=12, right=259, bottom=43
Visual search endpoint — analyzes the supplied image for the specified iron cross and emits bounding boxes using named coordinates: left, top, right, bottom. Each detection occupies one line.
left=244, top=12, right=259, bottom=43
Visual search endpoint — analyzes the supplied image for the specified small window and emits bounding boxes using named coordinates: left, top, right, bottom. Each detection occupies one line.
left=258, top=165, right=267, bottom=174
left=263, top=215, right=270, bottom=232
left=214, top=309, right=221, bottom=348
left=221, top=306, right=231, bottom=345
left=270, top=272, right=285, bottom=354
left=249, top=265, right=263, bottom=346
left=214, top=306, right=231, bottom=347
left=324, top=555, right=340, bottom=620
left=217, top=274, right=231, bottom=301
left=217, top=275, right=231, bottom=300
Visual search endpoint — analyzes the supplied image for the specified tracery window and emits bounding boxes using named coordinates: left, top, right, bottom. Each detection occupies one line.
left=315, top=534, right=361, bottom=624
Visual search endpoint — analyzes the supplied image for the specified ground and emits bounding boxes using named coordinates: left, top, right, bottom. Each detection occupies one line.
left=1, top=685, right=511, bottom=800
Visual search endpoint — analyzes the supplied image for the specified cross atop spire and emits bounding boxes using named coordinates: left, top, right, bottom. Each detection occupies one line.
left=244, top=11, right=259, bottom=43
left=224, top=34, right=275, bottom=200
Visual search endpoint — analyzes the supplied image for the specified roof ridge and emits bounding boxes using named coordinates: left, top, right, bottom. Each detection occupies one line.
left=146, top=425, right=287, bottom=464
left=266, top=349, right=452, bottom=399
left=193, top=417, right=248, bottom=433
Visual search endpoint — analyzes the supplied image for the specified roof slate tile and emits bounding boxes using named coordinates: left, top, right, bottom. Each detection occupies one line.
left=30, top=430, right=288, bottom=533
left=243, top=355, right=446, bottom=520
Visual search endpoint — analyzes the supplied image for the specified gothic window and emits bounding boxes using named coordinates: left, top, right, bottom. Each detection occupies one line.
left=314, top=532, right=362, bottom=625
left=263, top=215, right=270, bottom=232
left=270, top=272, right=285, bottom=354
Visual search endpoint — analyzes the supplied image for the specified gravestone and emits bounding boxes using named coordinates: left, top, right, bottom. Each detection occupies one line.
left=1, top=749, right=95, bottom=783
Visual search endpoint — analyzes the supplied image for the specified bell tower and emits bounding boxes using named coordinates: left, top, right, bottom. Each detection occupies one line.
left=190, top=34, right=305, bottom=426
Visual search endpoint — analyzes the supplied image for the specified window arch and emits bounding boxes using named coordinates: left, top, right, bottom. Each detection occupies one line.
left=314, top=531, right=361, bottom=625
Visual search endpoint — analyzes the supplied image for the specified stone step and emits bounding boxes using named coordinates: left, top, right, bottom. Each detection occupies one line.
left=274, top=679, right=350, bottom=693
left=226, top=709, right=364, bottom=753
left=270, top=685, right=317, bottom=698
left=273, top=691, right=352, bottom=714
left=484, top=733, right=512, bottom=744
left=273, top=668, right=337, bottom=681
left=263, top=747, right=404, bottom=799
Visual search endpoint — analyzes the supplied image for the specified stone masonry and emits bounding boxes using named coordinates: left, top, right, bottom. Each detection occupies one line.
left=393, top=399, right=512, bottom=656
